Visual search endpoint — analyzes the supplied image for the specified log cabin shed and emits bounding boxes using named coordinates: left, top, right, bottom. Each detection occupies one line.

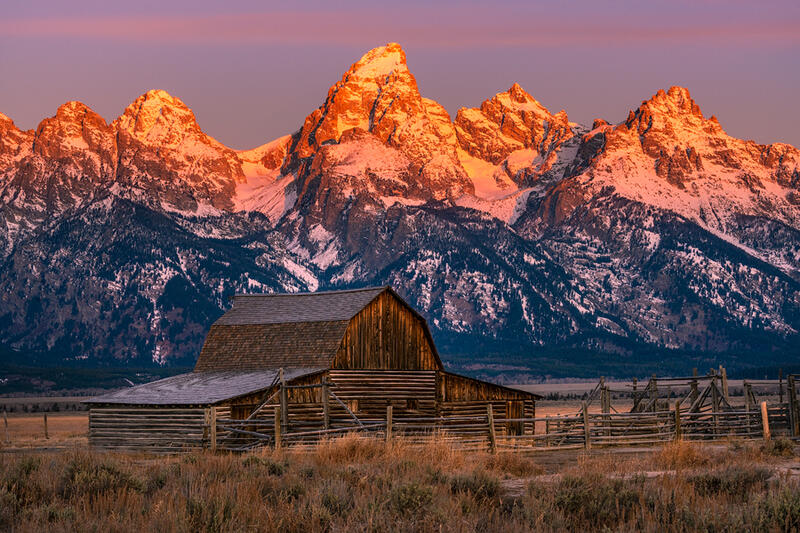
left=86, top=286, right=538, bottom=451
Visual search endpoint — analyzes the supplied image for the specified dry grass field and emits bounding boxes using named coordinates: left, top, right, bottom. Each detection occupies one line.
left=1, top=412, right=88, bottom=449
left=1, top=435, right=800, bottom=532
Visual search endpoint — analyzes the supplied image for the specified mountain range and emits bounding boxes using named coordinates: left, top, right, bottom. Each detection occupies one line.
left=1, top=43, right=798, bottom=379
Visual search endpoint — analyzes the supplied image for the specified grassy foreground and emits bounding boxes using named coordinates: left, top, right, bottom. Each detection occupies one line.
left=1, top=437, right=799, bottom=532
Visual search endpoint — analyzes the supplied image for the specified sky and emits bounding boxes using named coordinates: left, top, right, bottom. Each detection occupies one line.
left=1, top=0, right=798, bottom=150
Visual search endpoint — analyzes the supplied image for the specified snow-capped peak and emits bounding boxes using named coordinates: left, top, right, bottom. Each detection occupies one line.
left=348, top=42, right=408, bottom=79
left=113, top=89, right=202, bottom=144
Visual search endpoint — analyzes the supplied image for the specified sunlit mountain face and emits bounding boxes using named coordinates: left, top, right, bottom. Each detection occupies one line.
left=1, top=44, right=798, bottom=375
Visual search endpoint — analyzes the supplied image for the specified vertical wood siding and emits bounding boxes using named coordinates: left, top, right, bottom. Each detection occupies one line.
left=332, top=292, right=439, bottom=370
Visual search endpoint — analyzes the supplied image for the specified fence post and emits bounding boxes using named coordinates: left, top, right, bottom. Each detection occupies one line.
left=274, top=406, right=281, bottom=450
left=545, top=417, right=551, bottom=447
left=650, top=375, right=658, bottom=412
left=721, top=366, right=729, bottom=402
left=279, top=368, right=288, bottom=432
left=203, top=408, right=209, bottom=448
left=487, top=404, right=497, bottom=454
left=779, top=369, right=784, bottom=404
left=760, top=401, right=770, bottom=442
left=3, top=409, right=8, bottom=444
left=674, top=400, right=682, bottom=441
left=745, top=383, right=753, bottom=436
left=43, top=413, right=49, bottom=440
left=788, top=375, right=798, bottom=437
left=210, top=407, right=217, bottom=452
left=582, top=401, right=591, bottom=450
left=711, top=378, right=720, bottom=435
left=386, top=405, right=393, bottom=444
left=322, top=377, right=330, bottom=430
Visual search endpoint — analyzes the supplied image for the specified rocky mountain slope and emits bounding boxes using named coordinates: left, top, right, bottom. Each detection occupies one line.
left=1, top=43, right=798, bottom=375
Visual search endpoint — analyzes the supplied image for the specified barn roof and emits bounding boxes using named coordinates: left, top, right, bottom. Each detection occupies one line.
left=193, top=286, right=442, bottom=372
left=84, top=368, right=324, bottom=406
left=216, top=287, right=387, bottom=325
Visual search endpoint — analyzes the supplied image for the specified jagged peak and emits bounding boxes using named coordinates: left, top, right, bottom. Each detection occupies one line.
left=487, top=83, right=553, bottom=118
left=137, top=89, right=188, bottom=108
left=50, top=101, right=108, bottom=124
left=0, top=111, right=17, bottom=129
left=639, top=86, right=703, bottom=118
left=114, top=89, right=200, bottom=141
left=347, top=43, right=408, bottom=79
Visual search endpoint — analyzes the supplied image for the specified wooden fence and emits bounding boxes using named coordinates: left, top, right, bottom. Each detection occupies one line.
left=208, top=399, right=790, bottom=453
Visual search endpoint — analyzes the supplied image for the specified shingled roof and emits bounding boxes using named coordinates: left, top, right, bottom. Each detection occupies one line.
left=85, top=368, right=324, bottom=406
left=194, top=287, right=396, bottom=372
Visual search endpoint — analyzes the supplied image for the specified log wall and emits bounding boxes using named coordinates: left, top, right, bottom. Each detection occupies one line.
left=89, top=406, right=229, bottom=452
left=328, top=370, right=437, bottom=420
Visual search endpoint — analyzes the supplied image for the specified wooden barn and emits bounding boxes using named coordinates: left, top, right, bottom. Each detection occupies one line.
left=86, top=286, right=538, bottom=451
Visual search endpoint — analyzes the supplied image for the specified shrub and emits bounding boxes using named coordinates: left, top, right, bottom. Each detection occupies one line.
left=242, top=456, right=288, bottom=476
left=186, top=496, right=234, bottom=533
left=42, top=503, right=75, bottom=523
left=320, top=481, right=354, bottom=517
left=654, top=441, right=709, bottom=469
left=554, top=474, right=640, bottom=528
left=689, top=466, right=772, bottom=498
left=450, top=470, right=499, bottom=500
left=486, top=453, right=543, bottom=477
left=762, top=437, right=795, bottom=457
left=390, top=483, right=433, bottom=514
left=752, top=487, right=800, bottom=531
left=59, top=457, right=138, bottom=499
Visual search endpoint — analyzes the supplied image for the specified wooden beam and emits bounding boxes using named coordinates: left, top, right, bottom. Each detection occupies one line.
left=721, top=366, right=729, bottom=402
left=674, top=400, right=682, bottom=441
left=760, top=401, right=770, bottom=441
left=210, top=408, right=217, bottom=452
left=322, top=378, right=330, bottom=430
left=386, top=405, right=393, bottom=444
left=328, top=390, right=365, bottom=428
left=788, top=375, right=798, bottom=437
left=487, top=404, right=497, bottom=454
left=274, top=406, right=281, bottom=450
left=279, top=368, right=288, bottom=431
left=582, top=401, right=591, bottom=450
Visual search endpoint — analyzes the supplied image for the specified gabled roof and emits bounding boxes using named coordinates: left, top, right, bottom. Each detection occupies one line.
left=85, top=368, right=324, bottom=406
left=193, top=286, right=443, bottom=372
left=216, top=287, right=387, bottom=325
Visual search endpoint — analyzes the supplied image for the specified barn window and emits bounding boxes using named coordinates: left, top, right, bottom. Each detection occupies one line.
left=506, top=401, right=524, bottom=435
left=347, top=399, right=359, bottom=413
left=406, top=399, right=419, bottom=411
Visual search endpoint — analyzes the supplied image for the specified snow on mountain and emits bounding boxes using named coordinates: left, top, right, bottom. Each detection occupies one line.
left=1, top=44, right=798, bottom=370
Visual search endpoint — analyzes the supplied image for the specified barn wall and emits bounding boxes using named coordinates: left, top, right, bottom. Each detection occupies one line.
left=438, top=373, right=536, bottom=435
left=332, top=291, right=439, bottom=370
left=88, top=406, right=229, bottom=452
left=328, top=370, right=437, bottom=420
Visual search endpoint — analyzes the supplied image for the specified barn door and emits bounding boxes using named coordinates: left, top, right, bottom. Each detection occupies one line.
left=506, top=401, right=524, bottom=435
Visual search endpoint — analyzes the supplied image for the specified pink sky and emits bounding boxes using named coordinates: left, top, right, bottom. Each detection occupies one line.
left=1, top=0, right=798, bottom=148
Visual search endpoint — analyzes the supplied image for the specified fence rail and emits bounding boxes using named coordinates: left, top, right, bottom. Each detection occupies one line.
left=206, top=399, right=791, bottom=453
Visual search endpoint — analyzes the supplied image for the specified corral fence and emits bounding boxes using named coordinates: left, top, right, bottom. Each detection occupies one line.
left=199, top=368, right=800, bottom=453
left=207, top=399, right=791, bottom=454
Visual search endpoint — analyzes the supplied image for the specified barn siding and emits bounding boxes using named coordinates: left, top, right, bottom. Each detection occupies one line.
left=328, top=370, right=438, bottom=419
left=331, top=292, right=438, bottom=370
left=88, top=406, right=229, bottom=452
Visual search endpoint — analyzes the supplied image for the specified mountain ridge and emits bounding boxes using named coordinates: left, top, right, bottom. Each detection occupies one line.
left=1, top=43, right=798, bottom=374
